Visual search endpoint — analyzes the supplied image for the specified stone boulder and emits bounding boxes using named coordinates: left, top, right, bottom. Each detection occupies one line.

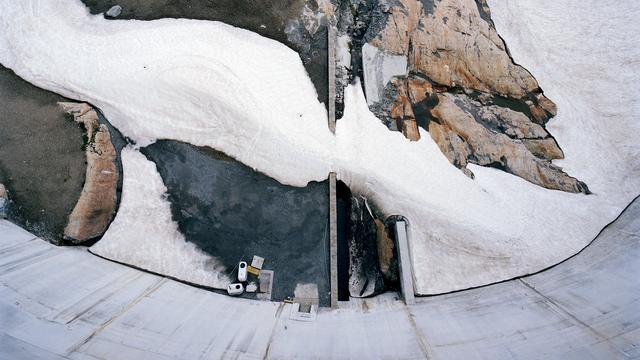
left=430, top=93, right=589, bottom=192
left=59, top=102, right=118, bottom=243
left=105, top=5, right=122, bottom=18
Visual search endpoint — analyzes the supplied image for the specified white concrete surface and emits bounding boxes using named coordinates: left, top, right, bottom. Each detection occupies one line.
left=0, top=196, right=638, bottom=359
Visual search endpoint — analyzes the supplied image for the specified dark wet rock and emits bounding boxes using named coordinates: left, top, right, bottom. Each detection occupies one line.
left=81, top=0, right=329, bottom=105
left=0, top=66, right=86, bottom=243
left=0, top=184, right=7, bottom=219
left=335, top=0, right=589, bottom=193
left=141, top=140, right=331, bottom=306
left=348, top=196, right=385, bottom=298
left=59, top=103, right=118, bottom=243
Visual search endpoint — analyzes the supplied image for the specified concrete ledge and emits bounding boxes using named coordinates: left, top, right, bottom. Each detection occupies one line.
left=329, top=172, right=338, bottom=308
left=394, top=220, right=415, bottom=305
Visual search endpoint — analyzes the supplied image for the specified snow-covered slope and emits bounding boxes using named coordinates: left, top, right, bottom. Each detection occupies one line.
left=0, top=0, right=638, bottom=294
left=487, top=0, right=640, bottom=198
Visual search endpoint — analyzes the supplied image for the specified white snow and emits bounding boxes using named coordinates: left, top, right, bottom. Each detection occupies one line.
left=0, top=0, right=333, bottom=187
left=1, top=0, right=638, bottom=294
left=90, top=147, right=230, bottom=288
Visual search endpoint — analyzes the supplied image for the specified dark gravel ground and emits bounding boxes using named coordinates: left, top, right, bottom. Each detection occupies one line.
left=142, top=140, right=331, bottom=306
left=0, top=66, right=86, bottom=243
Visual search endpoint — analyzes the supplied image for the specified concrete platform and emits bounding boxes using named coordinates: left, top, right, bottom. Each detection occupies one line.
left=0, top=196, right=638, bottom=359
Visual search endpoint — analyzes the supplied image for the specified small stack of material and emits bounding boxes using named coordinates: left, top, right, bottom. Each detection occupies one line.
left=247, top=255, right=264, bottom=276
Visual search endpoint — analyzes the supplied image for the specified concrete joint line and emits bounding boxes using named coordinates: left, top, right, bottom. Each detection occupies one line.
left=404, top=306, right=433, bottom=359
left=65, top=277, right=168, bottom=356
left=262, top=302, right=286, bottom=360
left=518, top=278, right=627, bottom=357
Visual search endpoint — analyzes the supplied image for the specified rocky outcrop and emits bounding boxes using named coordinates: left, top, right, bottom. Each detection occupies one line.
left=59, top=102, right=117, bottom=243
left=337, top=0, right=589, bottom=193
left=0, top=184, right=7, bottom=219
left=430, top=93, right=589, bottom=192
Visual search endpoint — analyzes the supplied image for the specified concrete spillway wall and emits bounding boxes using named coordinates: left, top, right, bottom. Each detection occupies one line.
left=1, top=196, right=638, bottom=359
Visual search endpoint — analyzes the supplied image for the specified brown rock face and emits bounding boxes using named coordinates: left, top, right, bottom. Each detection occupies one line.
left=430, top=94, right=588, bottom=192
left=0, top=183, right=7, bottom=218
left=59, top=102, right=118, bottom=243
left=374, top=218, right=398, bottom=284
left=350, top=0, right=588, bottom=193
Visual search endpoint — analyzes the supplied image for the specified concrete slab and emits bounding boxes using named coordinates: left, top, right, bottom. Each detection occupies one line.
left=0, top=218, right=38, bottom=247
left=0, top=334, right=68, bottom=360
left=74, top=281, right=280, bottom=360
left=0, top=195, right=637, bottom=359
left=267, top=300, right=426, bottom=359
left=411, top=280, right=618, bottom=359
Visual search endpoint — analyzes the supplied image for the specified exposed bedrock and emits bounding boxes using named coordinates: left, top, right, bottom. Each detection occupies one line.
left=336, top=0, right=588, bottom=193
left=430, top=93, right=589, bottom=192
left=59, top=103, right=118, bottom=243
